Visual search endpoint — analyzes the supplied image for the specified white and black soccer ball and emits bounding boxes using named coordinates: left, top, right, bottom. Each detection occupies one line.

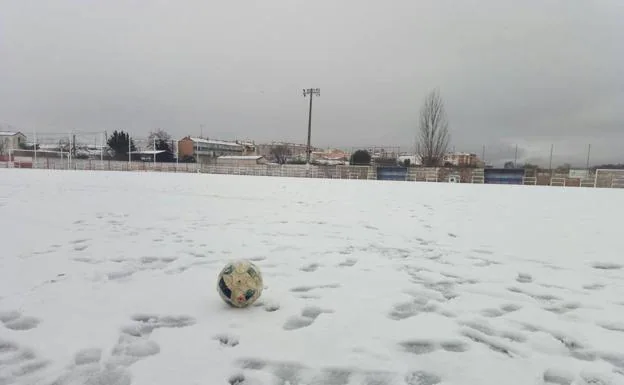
left=217, top=260, right=263, bottom=308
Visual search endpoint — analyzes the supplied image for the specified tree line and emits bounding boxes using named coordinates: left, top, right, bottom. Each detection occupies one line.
left=106, top=129, right=175, bottom=162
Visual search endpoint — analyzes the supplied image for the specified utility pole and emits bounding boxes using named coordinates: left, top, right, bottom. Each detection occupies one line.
left=549, top=144, right=554, bottom=176
left=514, top=144, right=518, bottom=168
left=482, top=145, right=486, bottom=165
left=72, top=134, right=76, bottom=159
left=33, top=130, right=37, bottom=168
left=68, top=132, right=72, bottom=169
left=586, top=144, right=591, bottom=172
left=174, top=139, right=178, bottom=166
left=303, top=88, right=320, bottom=164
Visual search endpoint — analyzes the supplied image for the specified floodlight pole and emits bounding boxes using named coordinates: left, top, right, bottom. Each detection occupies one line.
left=549, top=143, right=554, bottom=176
left=303, top=88, right=320, bottom=164
left=175, top=140, right=179, bottom=166
left=68, top=132, right=72, bottom=169
left=33, top=130, right=37, bottom=168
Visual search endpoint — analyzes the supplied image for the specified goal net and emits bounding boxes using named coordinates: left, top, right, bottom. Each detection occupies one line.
left=595, top=169, right=624, bottom=188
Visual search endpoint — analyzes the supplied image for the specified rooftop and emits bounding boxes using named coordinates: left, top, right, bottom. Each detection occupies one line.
left=134, top=150, right=167, bottom=155
left=259, top=141, right=309, bottom=147
left=445, top=152, right=477, bottom=156
left=187, top=137, right=242, bottom=147
left=0, top=131, right=22, bottom=137
left=218, top=155, right=264, bottom=160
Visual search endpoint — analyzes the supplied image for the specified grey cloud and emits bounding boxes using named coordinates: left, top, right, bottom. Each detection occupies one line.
left=0, top=0, right=622, bottom=167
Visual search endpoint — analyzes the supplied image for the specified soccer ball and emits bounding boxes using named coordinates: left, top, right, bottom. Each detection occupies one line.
left=217, top=260, right=263, bottom=308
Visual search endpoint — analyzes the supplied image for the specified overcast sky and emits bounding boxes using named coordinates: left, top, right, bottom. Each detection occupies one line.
left=1, top=0, right=622, bottom=166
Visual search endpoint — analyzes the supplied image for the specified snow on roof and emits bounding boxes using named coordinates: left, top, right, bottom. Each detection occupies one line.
left=261, top=141, right=308, bottom=147
left=218, top=155, right=264, bottom=160
left=188, top=137, right=242, bottom=147
left=0, top=131, right=22, bottom=136
left=134, top=150, right=167, bottom=155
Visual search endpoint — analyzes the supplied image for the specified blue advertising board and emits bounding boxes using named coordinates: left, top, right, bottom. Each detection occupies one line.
left=484, top=168, right=524, bottom=184
left=377, top=166, right=408, bottom=181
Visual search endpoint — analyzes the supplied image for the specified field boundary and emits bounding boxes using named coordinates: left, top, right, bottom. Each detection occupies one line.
left=0, top=158, right=618, bottom=188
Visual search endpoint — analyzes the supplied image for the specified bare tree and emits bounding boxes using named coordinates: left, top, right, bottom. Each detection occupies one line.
left=147, top=129, right=174, bottom=162
left=58, top=138, right=71, bottom=152
left=147, top=128, right=172, bottom=144
left=270, top=144, right=291, bottom=165
left=417, top=89, right=450, bottom=166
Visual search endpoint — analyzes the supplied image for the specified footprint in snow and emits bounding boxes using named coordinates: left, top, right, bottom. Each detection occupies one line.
left=542, top=368, right=574, bottom=385
left=0, top=310, right=41, bottom=331
left=592, top=262, right=622, bottom=270
left=516, top=273, right=533, bottom=283
left=337, top=259, right=357, bottom=267
left=480, top=303, right=522, bottom=318
left=228, top=373, right=248, bottom=385
left=459, top=328, right=518, bottom=357
left=0, top=339, right=49, bottom=383
left=583, top=283, right=605, bottom=290
left=252, top=299, right=281, bottom=312
left=213, top=334, right=239, bottom=347
left=300, top=263, right=320, bottom=272
left=283, top=306, right=333, bottom=331
left=289, top=283, right=341, bottom=293
left=399, top=339, right=470, bottom=355
left=69, top=238, right=90, bottom=251
left=461, top=319, right=528, bottom=344
left=405, top=371, right=442, bottom=385
left=234, top=358, right=443, bottom=385
left=51, top=314, right=196, bottom=385
left=598, top=322, right=624, bottom=333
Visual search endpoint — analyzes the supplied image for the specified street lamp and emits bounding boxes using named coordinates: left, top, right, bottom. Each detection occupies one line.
left=303, top=88, right=320, bottom=164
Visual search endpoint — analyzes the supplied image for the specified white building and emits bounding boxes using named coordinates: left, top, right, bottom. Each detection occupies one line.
left=0, top=131, right=27, bottom=154
left=398, top=154, right=422, bottom=166
left=216, top=155, right=267, bottom=167
left=443, top=152, right=481, bottom=167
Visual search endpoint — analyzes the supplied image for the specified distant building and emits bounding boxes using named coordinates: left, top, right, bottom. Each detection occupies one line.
left=0, top=131, right=27, bottom=154
left=134, top=150, right=167, bottom=162
left=443, top=152, right=480, bottom=167
left=256, top=142, right=318, bottom=162
left=178, top=137, right=251, bottom=162
left=398, top=154, right=422, bottom=166
left=311, top=149, right=349, bottom=165
left=216, top=155, right=267, bottom=167
left=238, top=141, right=256, bottom=156
left=368, top=147, right=400, bottom=161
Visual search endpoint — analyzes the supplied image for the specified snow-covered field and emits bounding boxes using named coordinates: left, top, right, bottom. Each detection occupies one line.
left=1, top=169, right=624, bottom=385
